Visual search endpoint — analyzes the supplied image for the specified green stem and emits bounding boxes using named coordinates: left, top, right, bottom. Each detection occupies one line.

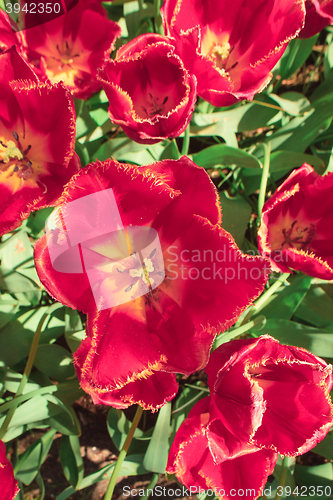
left=153, top=0, right=164, bottom=35
left=0, top=313, right=48, bottom=440
left=274, top=456, right=289, bottom=500
left=142, top=473, right=159, bottom=500
left=181, top=125, right=190, bottom=156
left=241, top=273, right=290, bottom=325
left=104, top=406, right=144, bottom=500
left=213, top=315, right=266, bottom=350
left=258, top=142, right=271, bottom=219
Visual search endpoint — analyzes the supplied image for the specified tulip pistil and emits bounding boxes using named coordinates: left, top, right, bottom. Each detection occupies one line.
left=0, top=136, right=35, bottom=181
left=142, top=93, right=169, bottom=118
left=282, top=220, right=315, bottom=250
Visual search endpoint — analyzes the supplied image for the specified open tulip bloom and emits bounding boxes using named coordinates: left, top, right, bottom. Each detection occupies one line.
left=258, top=164, right=333, bottom=279
left=0, top=46, right=79, bottom=236
left=161, top=0, right=305, bottom=107
left=20, top=0, right=121, bottom=99
left=99, top=33, right=197, bottom=144
left=167, top=335, right=333, bottom=500
left=34, top=156, right=269, bottom=410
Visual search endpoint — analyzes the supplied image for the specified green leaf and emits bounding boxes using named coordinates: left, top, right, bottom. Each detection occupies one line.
left=26, top=207, right=54, bottom=238
left=294, top=286, right=333, bottom=328
left=48, top=405, right=81, bottom=436
left=107, top=408, right=149, bottom=454
left=254, top=275, right=312, bottom=320
left=94, top=137, right=164, bottom=164
left=294, top=463, right=333, bottom=490
left=143, top=402, right=171, bottom=473
left=312, top=433, right=333, bottom=461
left=277, top=35, right=318, bottom=81
left=269, top=92, right=310, bottom=116
left=0, top=306, right=65, bottom=367
left=192, top=144, right=262, bottom=169
left=267, top=99, right=333, bottom=154
left=60, top=435, right=84, bottom=489
left=219, top=192, right=252, bottom=246
left=15, top=428, right=56, bottom=485
left=170, top=386, right=207, bottom=443
left=253, top=319, right=333, bottom=359
left=34, top=344, right=75, bottom=382
left=55, top=455, right=148, bottom=500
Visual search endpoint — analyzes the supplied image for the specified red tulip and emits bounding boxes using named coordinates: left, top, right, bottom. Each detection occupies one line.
left=299, top=0, right=333, bottom=38
left=20, top=0, right=121, bottom=99
left=34, top=156, right=269, bottom=409
left=0, top=46, right=79, bottom=236
left=167, top=397, right=278, bottom=500
left=258, top=164, right=333, bottom=279
left=98, top=34, right=197, bottom=144
left=0, top=440, right=19, bottom=500
left=161, top=0, right=305, bottom=107
left=207, top=335, right=333, bottom=456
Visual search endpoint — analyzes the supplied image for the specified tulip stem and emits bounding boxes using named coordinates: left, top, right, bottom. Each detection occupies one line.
left=258, top=142, right=271, bottom=219
left=153, top=0, right=164, bottom=35
left=241, top=273, right=290, bottom=326
left=274, top=456, right=289, bottom=500
left=104, top=405, right=144, bottom=500
left=141, top=472, right=159, bottom=500
left=0, top=312, right=48, bottom=440
left=181, top=125, right=190, bottom=156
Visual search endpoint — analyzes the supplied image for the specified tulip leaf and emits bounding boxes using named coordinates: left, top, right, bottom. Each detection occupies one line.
left=293, top=286, right=333, bottom=329
left=312, top=432, right=333, bottom=461
left=15, top=428, right=56, bottom=485
left=254, top=275, right=312, bottom=320
left=48, top=405, right=81, bottom=436
left=269, top=92, right=310, bottom=117
left=277, top=36, right=318, bottom=81
left=107, top=408, right=150, bottom=454
left=143, top=402, right=171, bottom=473
left=34, top=344, right=75, bottom=383
left=55, top=455, right=148, bottom=500
left=253, top=319, right=333, bottom=359
left=170, top=385, right=207, bottom=443
left=219, top=192, right=252, bottom=246
left=60, top=435, right=84, bottom=489
left=192, top=144, right=262, bottom=170
left=0, top=306, right=66, bottom=367
left=267, top=97, right=333, bottom=154
left=294, top=463, right=333, bottom=491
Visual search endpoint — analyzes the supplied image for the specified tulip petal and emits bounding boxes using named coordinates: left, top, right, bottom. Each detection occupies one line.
left=0, top=441, right=19, bottom=500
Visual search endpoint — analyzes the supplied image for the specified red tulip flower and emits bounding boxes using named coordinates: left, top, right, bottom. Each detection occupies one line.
left=161, top=0, right=305, bottom=107
left=167, top=397, right=278, bottom=500
left=206, top=335, right=333, bottom=456
left=0, top=46, right=79, bottom=236
left=299, top=0, right=333, bottom=38
left=258, top=164, right=333, bottom=279
left=98, top=34, right=197, bottom=144
left=34, top=156, right=269, bottom=410
left=0, top=440, right=19, bottom=500
left=20, top=0, right=121, bottom=99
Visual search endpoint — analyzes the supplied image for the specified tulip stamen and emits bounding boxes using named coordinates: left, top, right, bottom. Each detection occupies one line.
left=281, top=220, right=315, bottom=250
left=142, top=93, right=169, bottom=117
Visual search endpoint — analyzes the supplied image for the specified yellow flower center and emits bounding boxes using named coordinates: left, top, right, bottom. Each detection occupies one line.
left=0, top=139, right=23, bottom=163
left=211, top=42, right=231, bottom=68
